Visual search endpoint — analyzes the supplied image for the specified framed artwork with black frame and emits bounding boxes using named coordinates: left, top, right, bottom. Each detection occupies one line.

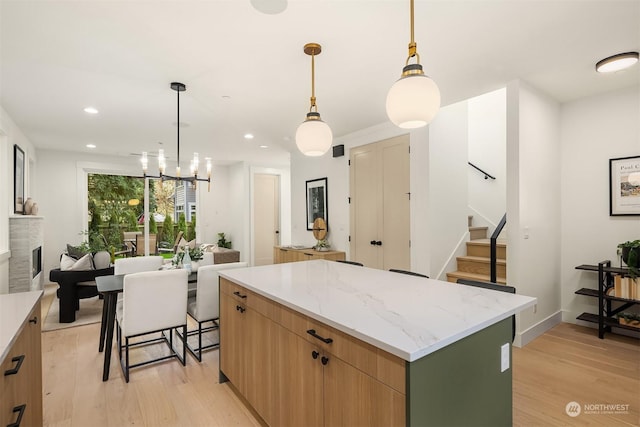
left=609, top=155, right=640, bottom=216
left=306, top=177, right=328, bottom=230
left=14, top=144, right=25, bottom=214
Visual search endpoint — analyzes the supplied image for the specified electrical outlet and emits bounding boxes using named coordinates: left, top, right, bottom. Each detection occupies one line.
left=500, top=343, right=510, bottom=372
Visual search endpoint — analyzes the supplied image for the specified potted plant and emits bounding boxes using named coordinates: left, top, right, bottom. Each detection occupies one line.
left=617, top=312, right=640, bottom=328
left=315, top=239, right=330, bottom=252
left=618, top=240, right=640, bottom=278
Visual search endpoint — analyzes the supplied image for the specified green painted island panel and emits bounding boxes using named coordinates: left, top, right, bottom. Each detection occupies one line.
left=406, top=317, right=513, bottom=427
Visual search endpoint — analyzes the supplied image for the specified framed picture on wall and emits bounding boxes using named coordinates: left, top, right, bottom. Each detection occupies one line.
left=14, top=144, right=25, bottom=214
left=306, top=177, right=328, bottom=230
left=609, top=155, right=640, bottom=216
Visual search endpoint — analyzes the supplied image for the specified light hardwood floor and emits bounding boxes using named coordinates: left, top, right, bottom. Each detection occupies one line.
left=41, top=297, right=639, bottom=426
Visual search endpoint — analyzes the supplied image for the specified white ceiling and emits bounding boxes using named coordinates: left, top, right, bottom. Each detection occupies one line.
left=1, top=1, right=638, bottom=167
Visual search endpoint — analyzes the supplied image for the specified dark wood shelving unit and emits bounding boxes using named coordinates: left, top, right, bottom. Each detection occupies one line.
left=574, top=260, right=639, bottom=339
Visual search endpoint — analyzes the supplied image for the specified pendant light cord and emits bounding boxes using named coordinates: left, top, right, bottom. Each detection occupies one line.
left=310, top=52, right=317, bottom=112
left=176, top=87, right=180, bottom=167
left=407, top=0, right=419, bottom=63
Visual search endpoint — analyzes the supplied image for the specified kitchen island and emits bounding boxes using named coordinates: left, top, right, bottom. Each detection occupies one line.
left=219, top=260, right=536, bottom=427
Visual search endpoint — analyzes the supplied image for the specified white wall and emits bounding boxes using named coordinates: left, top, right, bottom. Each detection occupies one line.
left=560, top=86, right=640, bottom=324
left=468, top=88, right=507, bottom=229
left=507, top=80, right=562, bottom=345
left=196, top=164, right=233, bottom=245
left=0, top=105, right=37, bottom=294
left=428, top=101, right=470, bottom=280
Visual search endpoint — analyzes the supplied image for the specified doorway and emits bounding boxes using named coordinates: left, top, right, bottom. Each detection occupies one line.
left=253, top=174, right=280, bottom=265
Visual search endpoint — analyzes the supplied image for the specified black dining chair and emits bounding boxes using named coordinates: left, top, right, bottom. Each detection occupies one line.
left=389, top=269, right=429, bottom=278
left=335, top=260, right=364, bottom=266
left=456, top=279, right=516, bottom=342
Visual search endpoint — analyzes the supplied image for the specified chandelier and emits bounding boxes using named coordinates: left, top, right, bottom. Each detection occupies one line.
left=141, top=82, right=212, bottom=191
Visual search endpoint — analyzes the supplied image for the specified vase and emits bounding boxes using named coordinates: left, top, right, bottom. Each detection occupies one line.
left=30, top=203, right=39, bottom=215
left=23, top=198, right=33, bottom=215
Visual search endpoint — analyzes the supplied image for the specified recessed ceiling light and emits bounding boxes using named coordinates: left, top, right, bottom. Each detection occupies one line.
left=260, top=145, right=269, bottom=149
left=86, top=144, right=96, bottom=149
left=244, top=133, right=254, bottom=140
left=84, top=107, right=99, bottom=114
left=596, top=52, right=639, bottom=73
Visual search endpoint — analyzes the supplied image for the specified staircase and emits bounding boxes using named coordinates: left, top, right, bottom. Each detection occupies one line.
left=446, top=216, right=507, bottom=284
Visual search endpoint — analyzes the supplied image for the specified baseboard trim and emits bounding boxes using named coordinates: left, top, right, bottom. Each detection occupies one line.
left=513, top=310, right=562, bottom=348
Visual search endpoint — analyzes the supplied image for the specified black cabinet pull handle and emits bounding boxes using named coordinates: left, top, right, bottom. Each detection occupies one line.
left=370, top=240, right=376, bottom=245
left=4, top=355, right=25, bottom=376
left=233, top=291, right=247, bottom=299
left=29, top=316, right=38, bottom=325
left=235, top=305, right=245, bottom=313
left=321, top=356, right=329, bottom=366
left=375, top=241, right=382, bottom=246
left=306, top=329, right=333, bottom=344
left=311, top=351, right=319, bottom=359
left=7, top=404, right=26, bottom=427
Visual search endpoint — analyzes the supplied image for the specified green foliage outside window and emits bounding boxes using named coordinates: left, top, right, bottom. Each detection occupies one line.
left=186, top=214, right=196, bottom=241
left=161, top=215, right=175, bottom=246
left=177, top=213, right=187, bottom=237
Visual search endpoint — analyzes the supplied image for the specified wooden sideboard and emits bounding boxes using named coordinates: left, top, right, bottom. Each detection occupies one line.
left=273, top=246, right=345, bottom=264
left=1, top=291, right=43, bottom=427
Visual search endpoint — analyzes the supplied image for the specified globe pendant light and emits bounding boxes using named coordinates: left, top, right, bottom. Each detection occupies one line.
left=296, top=43, right=333, bottom=157
left=386, top=0, right=440, bottom=129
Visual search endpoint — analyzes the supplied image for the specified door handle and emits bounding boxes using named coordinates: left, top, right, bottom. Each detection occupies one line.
left=370, top=240, right=376, bottom=245
left=311, top=350, right=319, bottom=359
left=375, top=241, right=382, bottom=246
left=4, top=355, right=25, bottom=376
left=321, top=356, right=329, bottom=366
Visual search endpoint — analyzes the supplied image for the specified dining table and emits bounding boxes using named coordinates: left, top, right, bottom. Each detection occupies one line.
left=96, top=270, right=197, bottom=381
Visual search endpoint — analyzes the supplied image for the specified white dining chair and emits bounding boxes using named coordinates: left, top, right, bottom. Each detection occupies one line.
left=114, top=255, right=164, bottom=275
left=180, top=262, right=248, bottom=361
left=116, top=269, right=188, bottom=382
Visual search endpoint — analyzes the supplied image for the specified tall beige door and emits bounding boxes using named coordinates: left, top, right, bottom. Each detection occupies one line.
left=253, top=174, right=280, bottom=265
left=350, top=135, right=410, bottom=270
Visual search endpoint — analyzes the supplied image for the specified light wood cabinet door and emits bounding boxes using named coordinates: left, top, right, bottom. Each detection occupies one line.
left=324, top=354, right=405, bottom=427
left=245, top=308, right=277, bottom=426
left=275, top=325, right=324, bottom=427
left=220, top=293, right=247, bottom=394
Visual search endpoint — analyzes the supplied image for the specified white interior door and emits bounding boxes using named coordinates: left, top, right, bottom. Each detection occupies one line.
left=253, top=174, right=280, bottom=265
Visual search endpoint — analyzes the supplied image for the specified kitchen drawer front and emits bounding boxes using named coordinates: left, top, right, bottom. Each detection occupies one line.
left=220, top=279, right=280, bottom=320
left=278, top=303, right=405, bottom=394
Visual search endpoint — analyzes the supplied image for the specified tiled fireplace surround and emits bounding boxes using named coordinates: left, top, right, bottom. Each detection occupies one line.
left=9, top=216, right=44, bottom=293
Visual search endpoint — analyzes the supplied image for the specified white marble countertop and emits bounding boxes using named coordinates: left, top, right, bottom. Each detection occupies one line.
left=0, top=291, right=42, bottom=364
left=219, top=260, right=537, bottom=362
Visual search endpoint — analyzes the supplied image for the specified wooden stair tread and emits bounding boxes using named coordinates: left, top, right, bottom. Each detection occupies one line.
left=446, top=271, right=507, bottom=284
left=457, top=255, right=506, bottom=264
left=467, top=238, right=506, bottom=246
left=468, top=226, right=488, bottom=231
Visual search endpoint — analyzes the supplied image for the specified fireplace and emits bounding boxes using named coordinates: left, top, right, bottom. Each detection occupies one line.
left=32, top=246, right=42, bottom=278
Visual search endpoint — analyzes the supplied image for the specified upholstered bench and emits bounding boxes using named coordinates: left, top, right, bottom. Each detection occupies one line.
left=49, top=266, right=114, bottom=323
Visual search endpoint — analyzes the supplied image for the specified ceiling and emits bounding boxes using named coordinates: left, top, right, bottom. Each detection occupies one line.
left=1, top=1, right=638, bottom=167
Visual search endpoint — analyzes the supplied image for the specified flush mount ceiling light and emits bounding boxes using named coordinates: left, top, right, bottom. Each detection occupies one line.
left=295, top=43, right=333, bottom=157
left=84, top=107, right=99, bottom=114
left=386, top=0, right=441, bottom=129
left=596, top=52, right=639, bottom=73
left=141, top=82, right=212, bottom=191
left=86, top=144, right=96, bottom=149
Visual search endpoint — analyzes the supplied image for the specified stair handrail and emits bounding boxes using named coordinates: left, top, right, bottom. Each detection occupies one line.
left=468, top=162, right=496, bottom=180
left=490, top=213, right=507, bottom=283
